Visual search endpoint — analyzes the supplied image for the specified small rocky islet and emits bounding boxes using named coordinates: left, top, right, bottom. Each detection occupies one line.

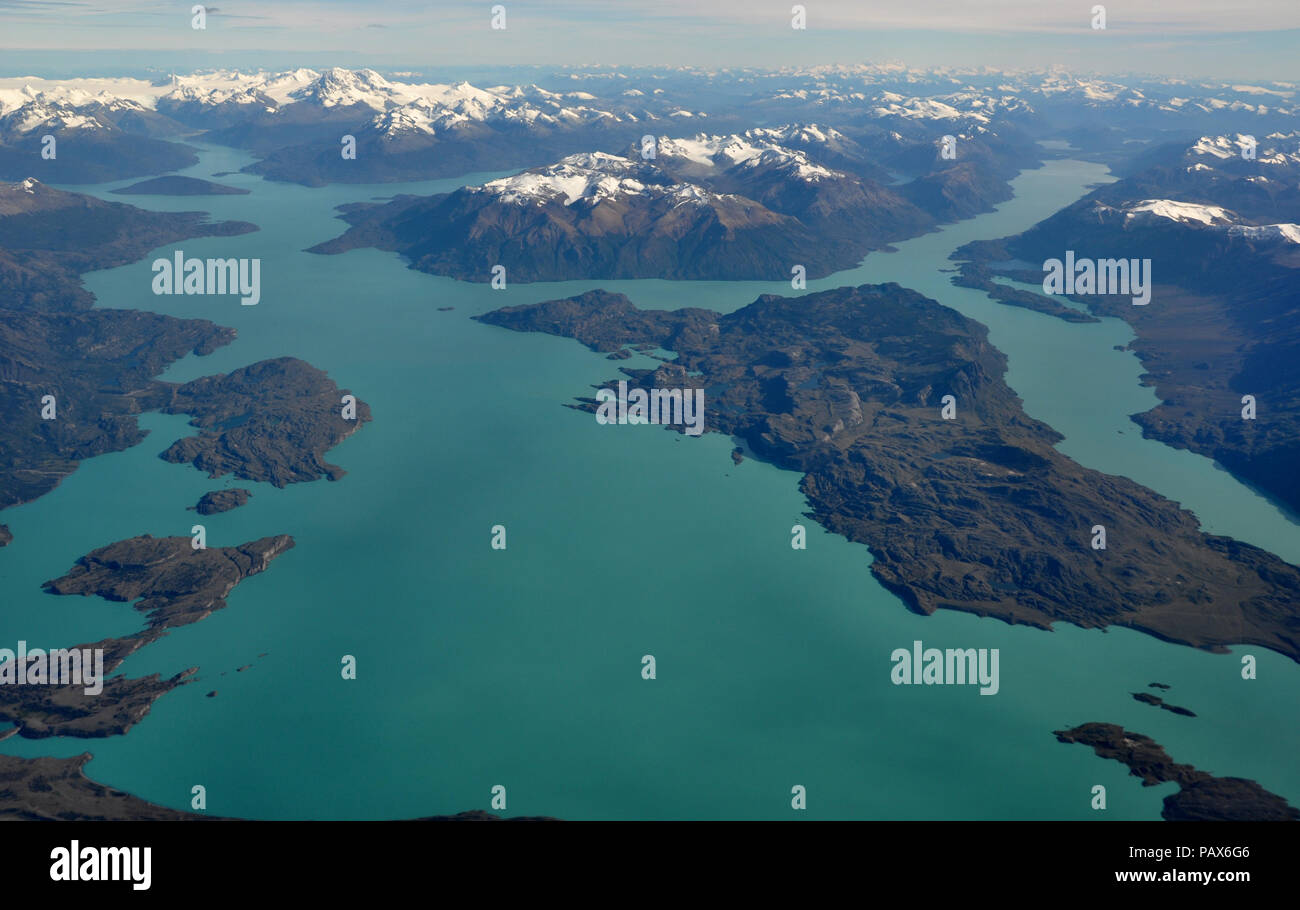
left=192, top=488, right=252, bottom=515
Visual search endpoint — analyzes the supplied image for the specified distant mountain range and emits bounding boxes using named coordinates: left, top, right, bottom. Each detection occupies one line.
left=3, top=66, right=1295, bottom=187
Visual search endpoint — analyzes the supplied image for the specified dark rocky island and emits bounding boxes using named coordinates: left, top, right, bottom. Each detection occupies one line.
left=1054, top=722, right=1299, bottom=821
left=158, top=357, right=372, bottom=486
left=110, top=175, right=250, bottom=196
left=0, top=534, right=293, bottom=740
left=44, top=533, right=295, bottom=632
left=192, top=488, right=252, bottom=514
left=1131, top=692, right=1196, bottom=717
left=477, top=285, right=1300, bottom=661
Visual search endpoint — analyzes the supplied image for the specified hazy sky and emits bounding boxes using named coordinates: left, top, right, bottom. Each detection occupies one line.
left=1, top=0, right=1297, bottom=81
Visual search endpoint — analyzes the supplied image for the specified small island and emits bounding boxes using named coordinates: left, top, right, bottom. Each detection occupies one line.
left=191, top=488, right=252, bottom=515
left=110, top=175, right=250, bottom=196
left=159, top=357, right=372, bottom=487
left=1131, top=692, right=1197, bottom=717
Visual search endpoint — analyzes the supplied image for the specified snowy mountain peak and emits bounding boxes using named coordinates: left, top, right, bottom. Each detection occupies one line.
left=652, top=131, right=843, bottom=182
left=1189, top=135, right=1255, bottom=159
left=745, top=123, right=844, bottom=145
left=292, top=67, right=404, bottom=110
left=0, top=99, right=111, bottom=135
left=1124, top=199, right=1236, bottom=225
left=476, top=153, right=702, bottom=207
left=1228, top=223, right=1300, bottom=244
left=1109, top=199, right=1300, bottom=245
left=1186, top=133, right=1300, bottom=166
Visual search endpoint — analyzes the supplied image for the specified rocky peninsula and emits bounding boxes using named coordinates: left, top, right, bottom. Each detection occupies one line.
left=477, top=285, right=1300, bottom=661
left=0, top=534, right=294, bottom=740
left=1054, top=722, right=1298, bottom=821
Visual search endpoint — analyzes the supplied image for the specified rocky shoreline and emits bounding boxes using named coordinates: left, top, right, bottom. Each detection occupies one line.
left=1054, top=723, right=1298, bottom=821
left=0, top=181, right=372, bottom=818
left=0, top=180, right=370, bottom=540
left=0, top=754, right=555, bottom=821
left=0, top=534, right=294, bottom=740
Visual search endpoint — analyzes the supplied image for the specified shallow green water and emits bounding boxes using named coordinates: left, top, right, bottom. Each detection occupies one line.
left=2, top=149, right=1296, bottom=820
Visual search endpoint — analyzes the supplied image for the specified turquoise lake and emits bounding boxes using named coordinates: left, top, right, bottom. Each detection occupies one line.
left=2, top=146, right=1297, bottom=820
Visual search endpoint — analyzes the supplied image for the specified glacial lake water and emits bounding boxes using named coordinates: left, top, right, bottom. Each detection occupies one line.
left=2, top=147, right=1297, bottom=819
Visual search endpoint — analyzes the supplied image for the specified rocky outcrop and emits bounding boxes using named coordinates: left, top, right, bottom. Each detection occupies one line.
left=1131, top=692, right=1196, bottom=717
left=193, top=489, right=252, bottom=515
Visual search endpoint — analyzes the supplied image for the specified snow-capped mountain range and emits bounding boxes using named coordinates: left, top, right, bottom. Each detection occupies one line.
left=1, top=66, right=1295, bottom=189
left=470, top=145, right=857, bottom=210
left=649, top=132, right=842, bottom=182
left=1187, top=134, right=1300, bottom=168
left=0, top=68, right=702, bottom=141
left=1112, top=198, right=1300, bottom=244
left=474, top=152, right=695, bottom=207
